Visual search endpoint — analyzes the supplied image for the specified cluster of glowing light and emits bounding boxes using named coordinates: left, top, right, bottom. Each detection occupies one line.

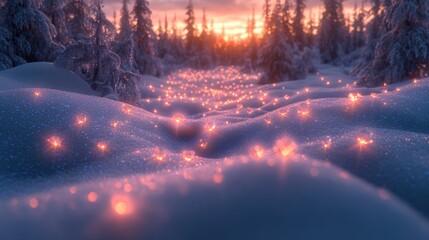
left=199, top=139, right=208, bottom=149
left=298, top=109, right=310, bottom=118
left=87, top=192, right=98, bottom=203
left=33, top=90, right=41, bottom=97
left=173, top=113, right=185, bottom=125
left=279, top=109, right=288, bottom=118
left=152, top=147, right=168, bottom=162
left=47, top=136, right=62, bottom=150
left=250, top=145, right=265, bottom=160
left=111, top=195, right=134, bottom=216
left=273, top=137, right=297, bottom=158
left=97, top=142, right=108, bottom=152
left=111, top=121, right=120, bottom=128
left=75, top=115, right=88, bottom=127
left=182, top=150, right=196, bottom=162
left=122, top=104, right=132, bottom=115
left=322, top=138, right=332, bottom=150
left=348, top=93, right=361, bottom=103
left=264, top=116, right=272, bottom=125
left=357, top=137, right=374, bottom=146
left=28, top=198, right=39, bottom=209
left=204, top=121, right=216, bottom=133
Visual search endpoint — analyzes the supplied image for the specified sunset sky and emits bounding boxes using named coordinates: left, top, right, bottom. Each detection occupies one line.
left=104, top=0, right=363, bottom=39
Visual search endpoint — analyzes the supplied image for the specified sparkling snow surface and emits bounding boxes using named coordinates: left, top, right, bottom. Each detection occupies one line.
left=0, top=64, right=429, bottom=239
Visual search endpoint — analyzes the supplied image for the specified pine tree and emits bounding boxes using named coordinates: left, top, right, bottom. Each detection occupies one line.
left=0, top=0, right=63, bottom=70
left=195, top=8, right=212, bottom=68
left=246, top=7, right=258, bottom=70
left=262, top=0, right=272, bottom=37
left=357, top=0, right=429, bottom=86
left=258, top=6, right=294, bottom=84
left=56, top=0, right=141, bottom=104
left=318, top=0, right=347, bottom=63
left=41, top=0, right=69, bottom=45
left=132, top=0, right=160, bottom=76
left=113, top=0, right=134, bottom=71
left=292, top=0, right=306, bottom=48
left=63, top=0, right=93, bottom=41
left=184, top=0, right=195, bottom=54
left=282, top=0, right=293, bottom=41
left=350, top=1, right=365, bottom=51
left=352, top=0, right=391, bottom=75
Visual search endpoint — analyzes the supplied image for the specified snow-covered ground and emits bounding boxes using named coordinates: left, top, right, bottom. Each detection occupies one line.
left=1, top=64, right=429, bottom=239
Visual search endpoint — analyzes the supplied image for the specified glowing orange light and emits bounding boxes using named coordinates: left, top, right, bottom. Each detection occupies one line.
left=76, top=115, right=87, bottom=126
left=173, top=114, right=185, bottom=125
left=97, top=142, right=108, bottom=152
left=322, top=138, right=332, bottom=150
left=348, top=93, right=361, bottom=103
left=28, top=198, right=39, bottom=208
left=122, top=105, right=132, bottom=115
left=111, top=195, right=133, bottom=216
left=87, top=192, right=98, bottom=203
left=199, top=139, right=208, bottom=149
left=357, top=137, right=373, bottom=146
left=111, top=121, right=120, bottom=128
left=33, top=90, right=41, bottom=97
left=152, top=147, right=168, bottom=161
left=264, top=116, right=272, bottom=125
left=69, top=186, right=77, bottom=194
left=250, top=145, right=265, bottom=159
left=204, top=121, right=216, bottom=133
left=47, top=136, right=62, bottom=150
left=273, top=137, right=297, bottom=158
left=213, top=173, right=224, bottom=184
left=182, top=150, right=195, bottom=162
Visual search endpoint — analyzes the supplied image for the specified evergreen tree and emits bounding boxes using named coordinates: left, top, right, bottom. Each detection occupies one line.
left=132, top=0, right=160, bottom=76
left=113, top=0, right=134, bottom=71
left=357, top=0, right=429, bottom=86
left=350, top=1, right=365, bottom=51
left=352, top=0, right=391, bottom=75
left=282, top=0, right=292, bottom=41
left=63, top=0, right=93, bottom=41
left=319, top=0, right=347, bottom=63
left=292, top=0, right=306, bottom=48
left=258, top=7, right=294, bottom=84
left=306, top=10, right=316, bottom=47
left=195, top=8, right=212, bottom=68
left=245, top=7, right=258, bottom=70
left=262, top=0, right=272, bottom=37
left=0, top=0, right=63, bottom=70
left=184, top=0, right=195, bottom=55
left=56, top=0, right=141, bottom=104
left=41, top=0, right=69, bottom=45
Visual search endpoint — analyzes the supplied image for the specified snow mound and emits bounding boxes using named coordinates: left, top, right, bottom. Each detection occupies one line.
left=1, top=157, right=428, bottom=240
left=0, top=62, right=96, bottom=96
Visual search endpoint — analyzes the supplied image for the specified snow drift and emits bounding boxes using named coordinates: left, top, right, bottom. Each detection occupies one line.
left=0, top=65, right=428, bottom=239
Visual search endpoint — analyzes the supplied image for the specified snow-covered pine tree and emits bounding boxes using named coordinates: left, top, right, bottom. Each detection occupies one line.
left=170, top=14, right=185, bottom=62
left=262, top=0, right=272, bottom=37
left=357, top=0, right=429, bottom=86
left=351, top=1, right=365, bottom=51
left=0, top=0, right=63, bottom=70
left=184, top=0, right=195, bottom=55
left=63, top=0, right=93, bottom=41
left=258, top=7, right=294, bottom=84
left=244, top=7, right=258, bottom=71
left=352, top=0, right=391, bottom=75
left=292, top=0, right=306, bottom=49
left=41, top=0, right=69, bottom=45
left=113, top=0, right=134, bottom=70
left=195, top=8, right=212, bottom=69
left=306, top=10, right=316, bottom=47
left=318, top=0, right=347, bottom=63
left=282, top=0, right=293, bottom=42
left=56, top=0, right=141, bottom=104
left=132, top=0, right=160, bottom=76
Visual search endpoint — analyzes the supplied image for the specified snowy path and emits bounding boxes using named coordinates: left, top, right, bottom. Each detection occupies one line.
left=1, top=65, right=429, bottom=239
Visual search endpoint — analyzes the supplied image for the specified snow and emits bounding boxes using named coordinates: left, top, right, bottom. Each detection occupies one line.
left=0, top=62, right=96, bottom=96
left=0, top=64, right=428, bottom=239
